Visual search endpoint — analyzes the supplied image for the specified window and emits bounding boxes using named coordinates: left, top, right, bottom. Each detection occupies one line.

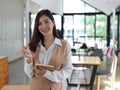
left=63, top=0, right=107, bottom=49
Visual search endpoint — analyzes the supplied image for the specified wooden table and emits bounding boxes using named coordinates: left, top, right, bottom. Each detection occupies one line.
left=68, top=56, right=101, bottom=90
left=1, top=85, right=29, bottom=90
left=72, top=56, right=101, bottom=65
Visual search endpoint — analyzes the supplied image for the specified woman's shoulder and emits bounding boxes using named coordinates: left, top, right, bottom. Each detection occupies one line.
left=61, top=39, right=67, bottom=43
left=60, top=39, right=71, bottom=48
left=55, top=38, right=71, bottom=47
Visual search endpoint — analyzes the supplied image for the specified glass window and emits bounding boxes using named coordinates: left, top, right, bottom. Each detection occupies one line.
left=96, top=15, right=107, bottom=48
left=73, top=15, right=85, bottom=43
left=96, top=15, right=107, bottom=38
left=53, top=15, right=61, bottom=30
left=63, top=16, right=74, bottom=46
left=31, top=14, right=36, bottom=36
left=63, top=0, right=109, bottom=49
left=86, top=15, right=95, bottom=36
left=85, top=15, right=95, bottom=47
left=118, top=15, right=120, bottom=48
left=64, top=16, right=73, bottom=37
left=110, top=15, right=118, bottom=45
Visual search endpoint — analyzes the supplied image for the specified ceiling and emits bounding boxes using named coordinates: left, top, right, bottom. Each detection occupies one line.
left=30, top=0, right=120, bottom=15
left=82, top=0, right=120, bottom=15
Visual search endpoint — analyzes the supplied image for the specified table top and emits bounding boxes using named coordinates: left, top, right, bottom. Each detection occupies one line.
left=72, top=52, right=88, bottom=56
left=1, top=85, right=29, bottom=90
left=72, top=56, right=101, bottom=65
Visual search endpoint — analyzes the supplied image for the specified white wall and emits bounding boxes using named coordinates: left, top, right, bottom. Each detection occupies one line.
left=0, top=0, right=63, bottom=62
left=0, top=0, right=24, bottom=62
left=31, top=0, right=63, bottom=15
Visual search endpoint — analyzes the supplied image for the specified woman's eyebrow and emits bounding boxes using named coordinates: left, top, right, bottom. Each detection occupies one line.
left=39, top=18, right=49, bottom=22
left=44, top=19, right=49, bottom=22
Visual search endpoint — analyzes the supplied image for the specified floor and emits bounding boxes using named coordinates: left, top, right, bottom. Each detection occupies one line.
left=8, top=56, right=120, bottom=90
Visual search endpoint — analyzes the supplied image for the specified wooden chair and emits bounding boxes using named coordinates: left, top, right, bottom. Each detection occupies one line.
left=96, top=52, right=118, bottom=90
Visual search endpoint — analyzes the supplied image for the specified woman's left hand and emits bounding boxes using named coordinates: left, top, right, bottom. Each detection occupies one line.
left=34, top=67, right=46, bottom=76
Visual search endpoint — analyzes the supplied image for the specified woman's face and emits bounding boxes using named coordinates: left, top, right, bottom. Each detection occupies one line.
left=38, top=15, right=54, bottom=36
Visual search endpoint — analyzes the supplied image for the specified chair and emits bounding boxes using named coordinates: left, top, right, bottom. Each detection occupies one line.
left=92, top=49, right=103, bottom=61
left=67, top=78, right=80, bottom=90
left=96, top=52, right=118, bottom=90
left=71, top=48, right=76, bottom=54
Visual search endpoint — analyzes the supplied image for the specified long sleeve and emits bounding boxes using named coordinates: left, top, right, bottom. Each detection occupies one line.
left=43, top=42, right=72, bottom=82
left=24, top=58, right=34, bottom=78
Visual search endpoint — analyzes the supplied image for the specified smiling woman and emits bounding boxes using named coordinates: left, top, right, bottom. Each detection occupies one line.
left=22, top=9, right=72, bottom=90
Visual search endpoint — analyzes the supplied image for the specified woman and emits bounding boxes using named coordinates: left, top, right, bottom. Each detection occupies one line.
left=22, top=9, right=72, bottom=90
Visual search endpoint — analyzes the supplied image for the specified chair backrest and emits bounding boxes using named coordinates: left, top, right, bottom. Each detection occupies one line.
left=71, top=48, right=76, bottom=53
left=92, top=49, right=103, bottom=60
left=110, top=52, right=118, bottom=79
left=97, top=49, right=118, bottom=75
left=96, top=50, right=118, bottom=90
left=106, top=46, right=114, bottom=60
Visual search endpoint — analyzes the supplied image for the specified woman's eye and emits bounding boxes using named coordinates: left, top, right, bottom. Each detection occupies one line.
left=45, top=21, right=49, bottom=23
left=39, top=23, right=41, bottom=25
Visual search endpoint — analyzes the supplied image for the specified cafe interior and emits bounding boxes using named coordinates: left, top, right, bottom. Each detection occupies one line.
left=0, top=0, right=120, bottom=90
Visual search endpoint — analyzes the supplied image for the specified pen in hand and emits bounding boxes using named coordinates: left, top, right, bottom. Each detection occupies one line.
left=21, top=45, right=33, bottom=63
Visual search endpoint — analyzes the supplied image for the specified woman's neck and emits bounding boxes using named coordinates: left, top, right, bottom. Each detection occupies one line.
left=44, top=36, right=55, bottom=50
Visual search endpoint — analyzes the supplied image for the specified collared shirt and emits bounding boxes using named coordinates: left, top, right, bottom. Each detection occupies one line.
left=24, top=38, right=72, bottom=90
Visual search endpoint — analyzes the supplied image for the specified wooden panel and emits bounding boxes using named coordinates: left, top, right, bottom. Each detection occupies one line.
left=0, top=56, right=8, bottom=89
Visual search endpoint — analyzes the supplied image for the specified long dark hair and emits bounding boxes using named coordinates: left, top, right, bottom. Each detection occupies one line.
left=29, top=9, right=60, bottom=52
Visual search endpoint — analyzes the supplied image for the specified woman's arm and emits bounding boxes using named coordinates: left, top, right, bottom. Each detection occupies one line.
left=24, top=59, right=34, bottom=78
left=23, top=45, right=40, bottom=78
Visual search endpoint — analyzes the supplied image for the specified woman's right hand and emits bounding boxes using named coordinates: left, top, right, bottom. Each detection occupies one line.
left=21, top=45, right=33, bottom=63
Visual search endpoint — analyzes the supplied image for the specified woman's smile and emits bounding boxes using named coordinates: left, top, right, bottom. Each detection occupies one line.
left=42, top=28, right=50, bottom=35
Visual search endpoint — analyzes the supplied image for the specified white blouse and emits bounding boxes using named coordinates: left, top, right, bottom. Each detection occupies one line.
left=24, top=38, right=72, bottom=90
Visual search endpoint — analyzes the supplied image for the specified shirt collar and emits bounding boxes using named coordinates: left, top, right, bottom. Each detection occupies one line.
left=39, top=38, right=62, bottom=46
left=54, top=38, right=62, bottom=46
